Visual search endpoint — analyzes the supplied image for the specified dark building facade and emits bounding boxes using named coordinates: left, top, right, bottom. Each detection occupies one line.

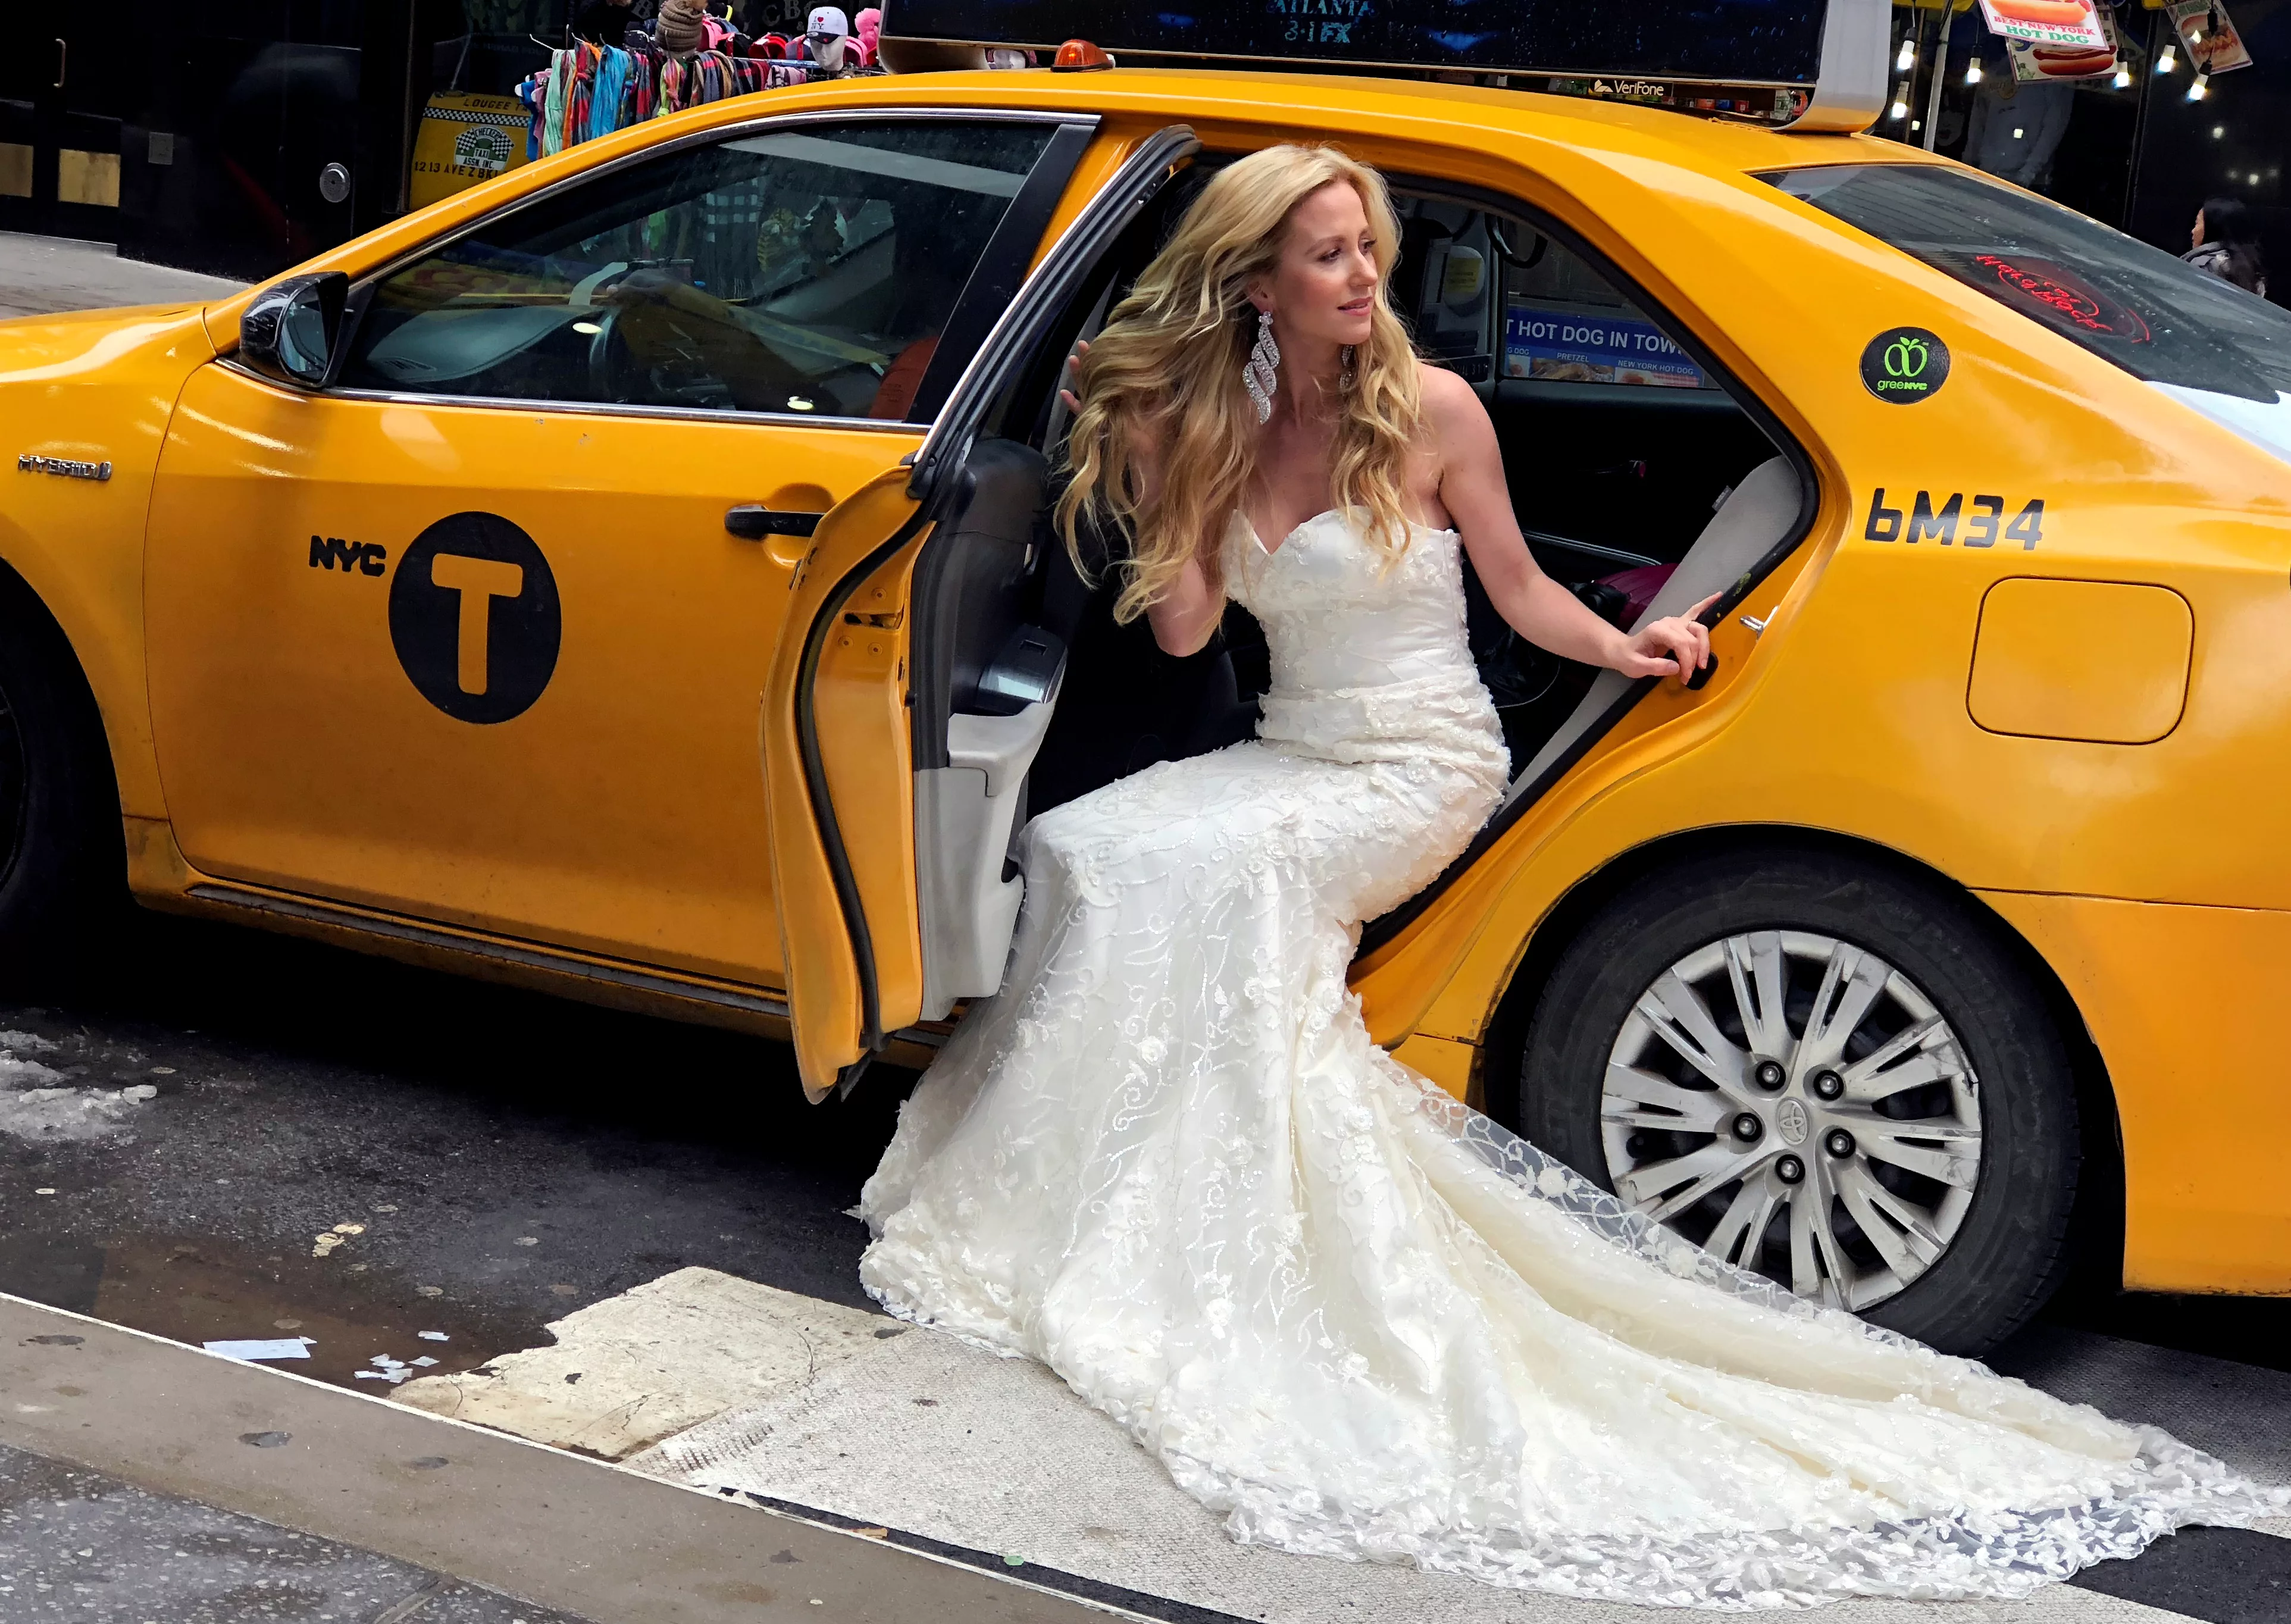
left=1, top=1, right=2283, bottom=298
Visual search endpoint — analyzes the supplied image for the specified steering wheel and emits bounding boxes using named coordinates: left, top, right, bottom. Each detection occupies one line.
left=585, top=302, right=628, bottom=401
left=1479, top=628, right=1561, bottom=711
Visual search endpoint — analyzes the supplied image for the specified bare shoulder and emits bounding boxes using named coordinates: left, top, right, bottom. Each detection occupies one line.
left=1417, top=360, right=1494, bottom=434
left=1413, top=359, right=1498, bottom=460
left=1414, top=358, right=1484, bottom=418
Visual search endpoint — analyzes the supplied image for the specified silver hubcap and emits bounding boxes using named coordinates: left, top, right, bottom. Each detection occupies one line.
left=1600, top=930, right=1982, bottom=1312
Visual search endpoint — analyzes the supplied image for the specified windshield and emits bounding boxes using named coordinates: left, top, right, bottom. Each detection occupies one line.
left=1765, top=164, right=2291, bottom=407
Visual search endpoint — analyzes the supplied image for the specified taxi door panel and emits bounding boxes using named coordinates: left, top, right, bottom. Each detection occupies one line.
left=144, top=112, right=1090, bottom=990
left=146, top=362, right=904, bottom=985
left=762, top=471, right=929, bottom=1097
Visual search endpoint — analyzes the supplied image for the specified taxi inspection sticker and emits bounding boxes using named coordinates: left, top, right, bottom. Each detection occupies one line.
left=1860, top=327, right=1951, bottom=404
left=388, top=512, right=562, bottom=723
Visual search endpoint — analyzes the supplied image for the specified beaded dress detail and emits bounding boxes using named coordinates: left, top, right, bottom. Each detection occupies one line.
left=858, top=509, right=2281, bottom=1609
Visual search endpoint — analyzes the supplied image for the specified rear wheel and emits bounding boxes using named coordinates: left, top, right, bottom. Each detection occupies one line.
left=1518, top=847, right=2079, bottom=1354
left=0, top=593, right=120, bottom=984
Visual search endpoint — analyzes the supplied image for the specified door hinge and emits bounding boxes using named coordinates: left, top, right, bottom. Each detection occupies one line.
left=843, top=610, right=904, bottom=629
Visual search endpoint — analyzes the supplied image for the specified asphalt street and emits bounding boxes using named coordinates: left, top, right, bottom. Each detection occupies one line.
left=0, top=905, right=911, bottom=1366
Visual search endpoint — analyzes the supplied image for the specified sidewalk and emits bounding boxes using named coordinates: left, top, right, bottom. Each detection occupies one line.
left=0, top=1439, right=588, bottom=1623
left=0, top=1293, right=1134, bottom=1624
left=0, top=234, right=244, bottom=319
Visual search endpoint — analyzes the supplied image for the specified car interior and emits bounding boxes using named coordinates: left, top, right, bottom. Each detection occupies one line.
left=339, top=123, right=1058, bottom=421
left=903, top=154, right=1811, bottom=1021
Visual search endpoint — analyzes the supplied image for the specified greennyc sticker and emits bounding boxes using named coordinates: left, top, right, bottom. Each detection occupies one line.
left=1861, top=327, right=1950, bottom=404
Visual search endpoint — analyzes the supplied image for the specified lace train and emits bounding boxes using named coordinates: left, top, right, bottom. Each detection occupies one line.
left=857, top=511, right=2284, bottom=1609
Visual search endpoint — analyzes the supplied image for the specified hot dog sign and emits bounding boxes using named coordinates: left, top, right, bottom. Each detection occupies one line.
left=1976, top=0, right=2111, bottom=53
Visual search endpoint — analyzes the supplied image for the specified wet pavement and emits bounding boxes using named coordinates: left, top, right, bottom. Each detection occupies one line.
left=0, top=906, right=919, bottom=1409
left=0, top=1440, right=588, bottom=1622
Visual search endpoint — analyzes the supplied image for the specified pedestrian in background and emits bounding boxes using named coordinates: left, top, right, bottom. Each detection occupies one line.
left=2184, top=198, right=2269, bottom=299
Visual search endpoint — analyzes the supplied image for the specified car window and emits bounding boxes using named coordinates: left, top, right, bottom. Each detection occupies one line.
left=340, top=121, right=1059, bottom=422
left=1766, top=163, right=2291, bottom=409
left=1491, top=221, right=1717, bottom=392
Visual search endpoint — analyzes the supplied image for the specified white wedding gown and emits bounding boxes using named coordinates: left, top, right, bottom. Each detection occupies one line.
left=859, top=508, right=2281, bottom=1609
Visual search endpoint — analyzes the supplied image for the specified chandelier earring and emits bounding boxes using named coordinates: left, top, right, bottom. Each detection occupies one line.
left=1243, top=308, right=1281, bottom=424
left=1339, top=344, right=1357, bottom=392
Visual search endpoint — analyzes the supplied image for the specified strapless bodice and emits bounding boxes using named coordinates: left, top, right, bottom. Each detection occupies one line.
left=1221, top=508, right=1507, bottom=777
left=1223, top=508, right=1483, bottom=694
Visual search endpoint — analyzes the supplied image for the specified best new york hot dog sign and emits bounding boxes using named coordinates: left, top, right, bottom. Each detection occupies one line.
left=1976, top=0, right=2111, bottom=53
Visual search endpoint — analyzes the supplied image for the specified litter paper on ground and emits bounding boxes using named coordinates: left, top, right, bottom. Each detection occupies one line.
left=202, top=1338, right=313, bottom=1362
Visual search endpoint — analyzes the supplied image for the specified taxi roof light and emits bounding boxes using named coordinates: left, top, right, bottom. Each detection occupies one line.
left=1052, top=38, right=1114, bottom=72
left=885, top=0, right=1886, bottom=134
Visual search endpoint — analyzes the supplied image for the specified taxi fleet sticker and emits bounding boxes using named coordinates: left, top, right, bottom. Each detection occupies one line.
left=1860, top=327, right=1949, bottom=405
left=1865, top=490, right=2045, bottom=549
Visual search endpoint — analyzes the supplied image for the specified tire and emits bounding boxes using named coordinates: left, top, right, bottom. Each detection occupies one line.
left=0, top=589, right=121, bottom=986
left=1517, top=846, right=2079, bottom=1355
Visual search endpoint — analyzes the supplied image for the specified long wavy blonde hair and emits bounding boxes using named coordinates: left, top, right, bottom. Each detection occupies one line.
left=1055, top=145, right=1423, bottom=624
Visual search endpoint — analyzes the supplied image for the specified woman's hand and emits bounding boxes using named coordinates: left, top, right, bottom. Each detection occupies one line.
left=1429, top=369, right=1722, bottom=687
left=1057, top=338, right=1091, bottom=415
left=1609, top=594, right=1719, bottom=681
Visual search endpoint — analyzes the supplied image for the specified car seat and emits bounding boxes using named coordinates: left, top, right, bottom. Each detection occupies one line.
left=1503, top=455, right=1802, bottom=805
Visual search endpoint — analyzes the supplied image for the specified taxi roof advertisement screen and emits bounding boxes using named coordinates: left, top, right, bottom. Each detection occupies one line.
left=883, top=1, right=1832, bottom=86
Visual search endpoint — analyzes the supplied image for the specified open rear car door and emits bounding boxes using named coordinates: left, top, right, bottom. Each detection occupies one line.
left=763, top=126, right=1201, bottom=1099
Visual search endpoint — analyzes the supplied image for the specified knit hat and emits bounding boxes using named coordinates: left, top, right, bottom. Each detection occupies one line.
left=655, top=0, right=707, bottom=54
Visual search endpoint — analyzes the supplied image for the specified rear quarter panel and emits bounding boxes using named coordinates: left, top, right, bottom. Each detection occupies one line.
left=1345, top=118, right=2291, bottom=1034
left=1318, top=118, right=2291, bottom=1295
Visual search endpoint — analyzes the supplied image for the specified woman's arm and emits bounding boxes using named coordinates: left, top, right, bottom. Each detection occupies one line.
left=1145, top=556, right=1225, bottom=657
left=1063, top=342, right=1225, bottom=658
left=1425, top=368, right=1711, bottom=681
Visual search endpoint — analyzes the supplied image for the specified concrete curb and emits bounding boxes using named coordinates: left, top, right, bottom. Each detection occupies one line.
left=0, top=1290, right=1144, bottom=1624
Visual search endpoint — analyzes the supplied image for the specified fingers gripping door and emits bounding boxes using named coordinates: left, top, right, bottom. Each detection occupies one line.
left=763, top=470, right=933, bottom=1101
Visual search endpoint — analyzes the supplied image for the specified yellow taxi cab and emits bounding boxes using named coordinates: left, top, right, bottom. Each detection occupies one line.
left=4, top=1, right=2287, bottom=1354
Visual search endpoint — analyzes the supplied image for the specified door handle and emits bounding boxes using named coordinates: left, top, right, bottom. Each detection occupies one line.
left=1685, top=653, right=1719, bottom=692
left=54, top=37, right=66, bottom=89
left=725, top=506, right=822, bottom=540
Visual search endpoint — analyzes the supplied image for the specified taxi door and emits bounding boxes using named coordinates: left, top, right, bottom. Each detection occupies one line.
left=765, top=127, right=1199, bottom=1097
left=145, top=114, right=1093, bottom=995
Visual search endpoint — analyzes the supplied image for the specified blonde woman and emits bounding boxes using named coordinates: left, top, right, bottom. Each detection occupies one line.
left=857, top=146, right=2277, bottom=1607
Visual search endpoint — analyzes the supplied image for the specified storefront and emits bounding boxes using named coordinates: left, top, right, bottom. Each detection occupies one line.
left=0, top=2, right=2281, bottom=293
left=0, top=0, right=866, bottom=282
left=1869, top=0, right=2284, bottom=298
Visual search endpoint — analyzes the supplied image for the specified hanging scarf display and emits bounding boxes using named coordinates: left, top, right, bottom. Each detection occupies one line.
left=516, top=44, right=853, bottom=161
left=589, top=47, right=634, bottom=142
